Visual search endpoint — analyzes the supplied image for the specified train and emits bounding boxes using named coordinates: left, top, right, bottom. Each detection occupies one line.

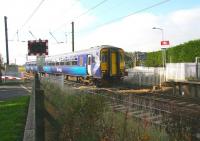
left=25, top=45, right=127, bottom=85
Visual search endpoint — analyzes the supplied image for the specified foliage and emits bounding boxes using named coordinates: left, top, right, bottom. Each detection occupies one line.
left=144, top=39, right=200, bottom=67
left=42, top=82, right=108, bottom=140
left=144, top=51, right=163, bottom=67
left=124, top=52, right=145, bottom=68
left=41, top=81, right=169, bottom=141
left=0, top=96, right=30, bottom=141
left=124, top=52, right=135, bottom=68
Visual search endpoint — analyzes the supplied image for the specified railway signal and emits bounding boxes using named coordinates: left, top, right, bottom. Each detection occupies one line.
left=28, top=39, right=48, bottom=56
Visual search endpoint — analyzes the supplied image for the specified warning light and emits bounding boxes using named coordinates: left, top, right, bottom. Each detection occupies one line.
left=28, top=40, right=48, bottom=56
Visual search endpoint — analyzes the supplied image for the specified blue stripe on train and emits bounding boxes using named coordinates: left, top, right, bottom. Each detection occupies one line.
left=43, top=66, right=87, bottom=76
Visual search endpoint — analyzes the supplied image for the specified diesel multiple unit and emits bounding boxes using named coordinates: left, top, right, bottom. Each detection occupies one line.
left=25, top=45, right=126, bottom=84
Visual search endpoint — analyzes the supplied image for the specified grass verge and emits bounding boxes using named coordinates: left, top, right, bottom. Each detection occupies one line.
left=0, top=96, right=30, bottom=141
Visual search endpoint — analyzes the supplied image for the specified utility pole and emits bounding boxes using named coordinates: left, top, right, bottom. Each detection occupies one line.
left=71, top=21, right=74, bottom=52
left=4, top=16, right=9, bottom=65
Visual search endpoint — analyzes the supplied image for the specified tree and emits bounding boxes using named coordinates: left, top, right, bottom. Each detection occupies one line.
left=124, top=52, right=135, bottom=68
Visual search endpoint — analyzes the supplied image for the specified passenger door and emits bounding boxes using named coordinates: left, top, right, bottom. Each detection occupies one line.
left=111, top=51, right=117, bottom=76
left=87, top=55, right=92, bottom=75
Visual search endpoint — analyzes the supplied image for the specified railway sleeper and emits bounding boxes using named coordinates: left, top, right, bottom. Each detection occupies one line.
left=129, top=110, right=144, bottom=115
left=153, top=119, right=163, bottom=125
left=134, top=112, right=152, bottom=118
left=186, top=103, right=198, bottom=107
left=105, top=101, right=166, bottom=126
left=114, top=106, right=126, bottom=111
left=146, top=114, right=163, bottom=121
left=112, top=104, right=124, bottom=109
left=176, top=101, right=188, bottom=105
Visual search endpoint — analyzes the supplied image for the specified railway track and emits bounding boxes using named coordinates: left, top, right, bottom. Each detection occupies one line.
left=64, top=80, right=200, bottom=128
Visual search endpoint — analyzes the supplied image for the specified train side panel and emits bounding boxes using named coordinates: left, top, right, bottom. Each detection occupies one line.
left=25, top=45, right=126, bottom=84
left=43, top=54, right=88, bottom=77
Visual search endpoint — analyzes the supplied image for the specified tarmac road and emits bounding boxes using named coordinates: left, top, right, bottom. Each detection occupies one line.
left=0, top=85, right=31, bottom=100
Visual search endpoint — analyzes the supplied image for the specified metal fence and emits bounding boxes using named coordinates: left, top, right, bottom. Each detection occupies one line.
left=125, top=67, right=165, bottom=87
left=166, top=63, right=197, bottom=81
left=125, top=63, right=199, bottom=86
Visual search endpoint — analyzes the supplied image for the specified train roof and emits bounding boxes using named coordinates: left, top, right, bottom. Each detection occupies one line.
left=45, top=45, right=122, bottom=59
left=26, top=45, right=123, bottom=63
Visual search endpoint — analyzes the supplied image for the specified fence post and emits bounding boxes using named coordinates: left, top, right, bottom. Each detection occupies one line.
left=139, top=72, right=141, bottom=87
left=35, top=73, right=45, bottom=141
left=178, top=83, right=182, bottom=96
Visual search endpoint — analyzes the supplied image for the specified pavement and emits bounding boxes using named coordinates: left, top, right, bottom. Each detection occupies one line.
left=0, top=85, right=31, bottom=100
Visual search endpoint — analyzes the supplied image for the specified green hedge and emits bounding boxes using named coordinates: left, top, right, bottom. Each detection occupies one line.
left=144, top=39, right=200, bottom=67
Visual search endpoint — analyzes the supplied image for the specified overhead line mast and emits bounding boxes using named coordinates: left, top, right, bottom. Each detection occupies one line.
left=4, top=16, right=9, bottom=65
left=72, top=22, right=75, bottom=52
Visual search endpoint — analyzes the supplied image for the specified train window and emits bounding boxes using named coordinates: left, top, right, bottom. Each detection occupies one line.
left=92, top=57, right=95, bottom=64
left=88, top=56, right=91, bottom=65
left=101, top=53, right=107, bottom=62
left=56, top=62, right=60, bottom=66
left=65, top=61, right=70, bottom=65
left=79, top=57, right=83, bottom=66
left=60, top=62, right=64, bottom=65
left=120, top=53, right=124, bottom=62
left=72, top=61, right=77, bottom=65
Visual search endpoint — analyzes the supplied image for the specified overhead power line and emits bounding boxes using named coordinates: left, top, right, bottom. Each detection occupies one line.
left=78, top=0, right=171, bottom=33
left=74, top=0, right=109, bottom=20
left=49, top=32, right=64, bottom=44
left=21, top=0, right=45, bottom=30
left=11, top=0, right=45, bottom=41
left=28, top=31, right=37, bottom=39
left=53, top=0, right=109, bottom=32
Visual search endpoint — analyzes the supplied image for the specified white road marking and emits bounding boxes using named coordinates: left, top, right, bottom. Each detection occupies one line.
left=20, top=85, right=31, bottom=94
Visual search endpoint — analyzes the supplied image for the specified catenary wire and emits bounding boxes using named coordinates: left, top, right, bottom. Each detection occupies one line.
left=11, top=0, right=46, bottom=41
left=52, top=0, right=109, bottom=32
left=77, top=0, right=171, bottom=34
left=21, top=0, right=46, bottom=30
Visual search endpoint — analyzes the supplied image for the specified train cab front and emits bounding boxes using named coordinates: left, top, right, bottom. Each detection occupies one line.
left=100, top=47, right=125, bottom=81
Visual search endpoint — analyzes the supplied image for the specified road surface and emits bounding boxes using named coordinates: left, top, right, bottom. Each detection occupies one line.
left=0, top=85, right=31, bottom=100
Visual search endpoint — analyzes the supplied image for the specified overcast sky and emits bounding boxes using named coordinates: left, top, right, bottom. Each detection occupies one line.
left=0, top=0, right=200, bottom=65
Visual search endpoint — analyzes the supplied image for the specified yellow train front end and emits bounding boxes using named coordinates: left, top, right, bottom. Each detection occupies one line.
left=100, top=47, right=125, bottom=81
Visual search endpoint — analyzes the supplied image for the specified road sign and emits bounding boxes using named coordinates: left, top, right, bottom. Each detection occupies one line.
left=161, top=40, right=170, bottom=46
